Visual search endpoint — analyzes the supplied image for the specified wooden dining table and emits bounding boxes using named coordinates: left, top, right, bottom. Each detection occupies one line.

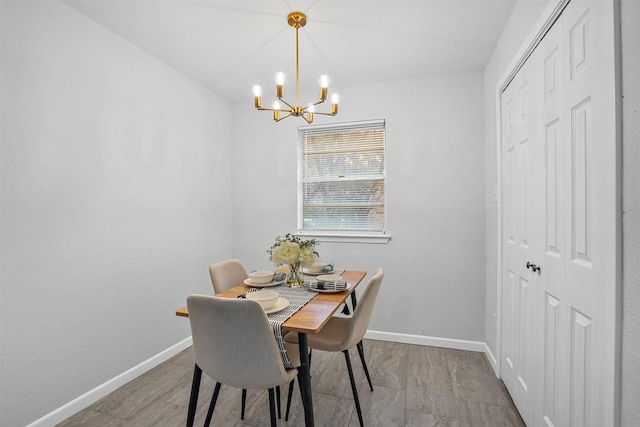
left=175, top=269, right=367, bottom=427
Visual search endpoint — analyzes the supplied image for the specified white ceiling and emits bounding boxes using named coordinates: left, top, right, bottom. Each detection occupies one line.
left=65, top=0, right=517, bottom=102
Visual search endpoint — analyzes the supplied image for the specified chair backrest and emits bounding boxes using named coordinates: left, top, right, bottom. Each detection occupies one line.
left=209, top=259, right=248, bottom=294
left=187, top=294, right=293, bottom=390
left=342, top=268, right=384, bottom=350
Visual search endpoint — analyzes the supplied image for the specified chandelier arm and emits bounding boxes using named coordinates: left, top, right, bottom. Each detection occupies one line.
left=310, top=111, right=338, bottom=117
left=278, top=98, right=296, bottom=110
left=257, top=107, right=292, bottom=112
left=275, top=112, right=293, bottom=122
left=304, top=99, right=327, bottom=109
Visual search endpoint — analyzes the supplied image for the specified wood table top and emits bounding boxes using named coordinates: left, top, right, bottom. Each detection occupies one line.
left=175, top=270, right=367, bottom=334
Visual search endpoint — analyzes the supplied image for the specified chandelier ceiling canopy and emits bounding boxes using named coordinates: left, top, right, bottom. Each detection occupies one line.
left=251, top=12, right=339, bottom=124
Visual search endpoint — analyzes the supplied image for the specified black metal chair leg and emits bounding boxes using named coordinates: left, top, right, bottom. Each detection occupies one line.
left=285, top=378, right=295, bottom=421
left=241, top=388, right=247, bottom=419
left=276, top=385, right=281, bottom=419
left=344, top=350, right=364, bottom=427
left=268, top=388, right=277, bottom=427
left=204, top=382, right=221, bottom=427
left=186, top=364, right=202, bottom=427
left=356, top=341, right=374, bottom=391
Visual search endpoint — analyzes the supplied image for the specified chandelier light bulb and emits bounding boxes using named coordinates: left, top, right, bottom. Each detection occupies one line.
left=275, top=72, right=286, bottom=86
left=272, top=100, right=282, bottom=110
left=252, top=85, right=263, bottom=97
left=330, top=93, right=340, bottom=115
left=319, top=75, right=330, bottom=88
left=307, top=105, right=316, bottom=113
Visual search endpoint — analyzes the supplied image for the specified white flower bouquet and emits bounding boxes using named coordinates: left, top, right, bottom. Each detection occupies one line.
left=268, top=234, right=319, bottom=287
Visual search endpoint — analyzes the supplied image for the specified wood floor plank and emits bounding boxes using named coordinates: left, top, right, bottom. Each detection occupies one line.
left=407, top=364, right=460, bottom=419
left=366, top=339, right=410, bottom=389
left=405, top=410, right=466, bottom=427
left=447, top=355, right=512, bottom=406
left=308, top=348, right=367, bottom=399
left=457, top=400, right=522, bottom=427
left=408, top=344, right=449, bottom=368
left=347, top=384, right=406, bottom=427
left=56, top=409, right=125, bottom=427
left=89, top=362, right=193, bottom=420
left=121, top=399, right=188, bottom=427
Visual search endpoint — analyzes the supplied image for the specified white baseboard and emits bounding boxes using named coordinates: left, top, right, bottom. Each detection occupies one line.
left=364, top=330, right=485, bottom=353
left=484, top=342, right=500, bottom=376
left=26, top=337, right=193, bottom=427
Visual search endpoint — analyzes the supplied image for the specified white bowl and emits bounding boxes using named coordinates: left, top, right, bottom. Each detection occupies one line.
left=249, top=271, right=274, bottom=284
left=307, top=261, right=326, bottom=274
left=246, top=290, right=280, bottom=310
left=317, top=274, right=342, bottom=282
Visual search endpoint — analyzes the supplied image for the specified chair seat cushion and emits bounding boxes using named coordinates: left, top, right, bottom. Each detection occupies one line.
left=284, top=340, right=301, bottom=367
left=284, top=316, right=351, bottom=352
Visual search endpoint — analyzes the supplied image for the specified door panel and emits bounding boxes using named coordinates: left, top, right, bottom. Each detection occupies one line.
left=569, top=98, right=592, bottom=266
left=542, top=292, right=561, bottom=427
left=570, top=308, right=592, bottom=426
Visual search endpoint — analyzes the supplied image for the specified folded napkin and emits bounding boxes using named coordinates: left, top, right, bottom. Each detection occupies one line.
left=273, top=272, right=287, bottom=282
left=306, top=280, right=347, bottom=291
left=321, top=263, right=335, bottom=273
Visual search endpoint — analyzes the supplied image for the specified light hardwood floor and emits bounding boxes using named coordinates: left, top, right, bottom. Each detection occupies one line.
left=57, top=339, right=525, bottom=426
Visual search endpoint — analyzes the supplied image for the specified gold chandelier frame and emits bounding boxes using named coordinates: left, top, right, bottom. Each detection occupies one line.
left=252, top=12, right=339, bottom=123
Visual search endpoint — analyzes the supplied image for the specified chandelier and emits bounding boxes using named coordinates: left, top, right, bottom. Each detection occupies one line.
left=251, top=12, right=339, bottom=124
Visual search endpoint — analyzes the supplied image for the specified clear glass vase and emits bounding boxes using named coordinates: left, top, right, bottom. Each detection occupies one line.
left=287, top=262, right=304, bottom=288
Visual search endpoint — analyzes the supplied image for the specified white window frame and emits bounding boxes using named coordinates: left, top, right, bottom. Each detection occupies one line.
left=297, top=119, right=391, bottom=244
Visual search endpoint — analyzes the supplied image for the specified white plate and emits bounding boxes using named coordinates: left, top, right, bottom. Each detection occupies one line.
left=303, top=268, right=335, bottom=276
left=264, top=297, right=290, bottom=314
left=316, top=274, right=343, bottom=282
left=306, top=282, right=352, bottom=293
left=244, top=278, right=286, bottom=288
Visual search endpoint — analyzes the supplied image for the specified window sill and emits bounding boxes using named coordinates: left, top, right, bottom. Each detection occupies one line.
left=296, top=232, right=391, bottom=244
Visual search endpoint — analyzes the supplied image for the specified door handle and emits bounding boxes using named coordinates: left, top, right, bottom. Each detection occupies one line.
left=526, top=262, right=541, bottom=273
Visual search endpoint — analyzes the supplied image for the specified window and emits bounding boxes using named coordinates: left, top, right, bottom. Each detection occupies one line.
left=298, top=119, right=387, bottom=238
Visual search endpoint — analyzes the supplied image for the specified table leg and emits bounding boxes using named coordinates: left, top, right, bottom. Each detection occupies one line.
left=298, top=332, right=314, bottom=427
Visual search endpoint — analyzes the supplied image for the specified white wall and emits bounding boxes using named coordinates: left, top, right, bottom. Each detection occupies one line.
left=620, top=0, right=640, bottom=424
left=482, top=0, right=551, bottom=365
left=0, top=2, right=231, bottom=426
left=230, top=71, right=487, bottom=343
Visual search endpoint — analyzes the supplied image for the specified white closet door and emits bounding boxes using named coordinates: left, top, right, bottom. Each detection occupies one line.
left=532, top=18, right=569, bottom=427
left=501, top=52, right=538, bottom=425
left=501, top=1, right=618, bottom=426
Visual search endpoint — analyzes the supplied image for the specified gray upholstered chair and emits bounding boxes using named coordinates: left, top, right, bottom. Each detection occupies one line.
left=209, top=258, right=249, bottom=294
left=284, top=268, right=384, bottom=427
left=186, top=295, right=300, bottom=427
left=210, top=258, right=291, bottom=418
left=208, top=258, right=256, bottom=418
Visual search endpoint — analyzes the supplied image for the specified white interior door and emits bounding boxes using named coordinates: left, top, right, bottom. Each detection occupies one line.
left=500, top=1, right=619, bottom=426
left=501, top=52, right=538, bottom=425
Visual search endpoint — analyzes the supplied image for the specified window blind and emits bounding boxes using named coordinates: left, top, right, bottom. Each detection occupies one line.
left=298, top=119, right=386, bottom=233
